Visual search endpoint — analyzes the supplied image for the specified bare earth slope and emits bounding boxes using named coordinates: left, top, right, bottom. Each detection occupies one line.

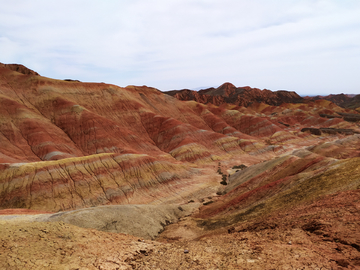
left=3, top=63, right=359, bottom=211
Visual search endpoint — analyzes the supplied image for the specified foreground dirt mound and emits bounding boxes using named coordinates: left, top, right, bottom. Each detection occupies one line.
left=1, top=190, right=359, bottom=269
left=0, top=203, right=199, bottom=240
left=0, top=220, right=157, bottom=270
left=46, top=203, right=199, bottom=239
left=145, top=189, right=360, bottom=269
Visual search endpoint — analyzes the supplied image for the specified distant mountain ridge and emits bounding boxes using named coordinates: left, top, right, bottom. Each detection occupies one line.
left=304, top=93, right=360, bottom=110
left=166, top=82, right=304, bottom=107
left=167, top=83, right=360, bottom=111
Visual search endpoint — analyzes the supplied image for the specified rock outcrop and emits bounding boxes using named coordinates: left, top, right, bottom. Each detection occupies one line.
left=0, top=62, right=39, bottom=76
left=195, top=134, right=360, bottom=222
left=0, top=153, right=196, bottom=211
left=305, top=93, right=360, bottom=110
left=1, top=203, right=200, bottom=240
left=166, top=82, right=304, bottom=107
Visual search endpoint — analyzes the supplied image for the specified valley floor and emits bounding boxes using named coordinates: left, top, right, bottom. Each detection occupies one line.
left=1, top=188, right=359, bottom=269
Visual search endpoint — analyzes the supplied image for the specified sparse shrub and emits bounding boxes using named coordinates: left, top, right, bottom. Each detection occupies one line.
left=336, top=259, right=350, bottom=267
left=203, top=200, right=214, bottom=205
left=217, top=162, right=223, bottom=174
left=228, top=226, right=235, bottom=234
left=220, top=180, right=227, bottom=185
left=220, top=174, right=228, bottom=185
left=64, top=79, right=81, bottom=82
left=232, top=164, right=247, bottom=170
left=217, top=162, right=229, bottom=185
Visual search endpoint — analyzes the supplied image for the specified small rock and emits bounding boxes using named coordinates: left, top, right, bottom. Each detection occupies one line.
left=139, top=250, right=148, bottom=256
left=184, top=249, right=189, bottom=254
left=288, top=241, right=292, bottom=245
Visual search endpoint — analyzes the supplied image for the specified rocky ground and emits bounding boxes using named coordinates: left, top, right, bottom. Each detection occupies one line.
left=0, top=219, right=156, bottom=269
left=142, top=189, right=360, bottom=270
left=1, top=189, right=359, bottom=269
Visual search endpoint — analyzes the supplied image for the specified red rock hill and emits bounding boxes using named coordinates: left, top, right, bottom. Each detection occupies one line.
left=166, top=82, right=304, bottom=107
left=0, top=63, right=359, bottom=213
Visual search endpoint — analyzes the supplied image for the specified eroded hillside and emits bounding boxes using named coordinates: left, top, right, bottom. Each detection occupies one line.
left=1, top=63, right=360, bottom=269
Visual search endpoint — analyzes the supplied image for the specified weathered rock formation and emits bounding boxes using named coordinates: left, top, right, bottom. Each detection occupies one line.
left=197, top=147, right=360, bottom=221
left=166, top=82, right=304, bottom=107
left=0, top=153, right=197, bottom=211
left=305, top=93, right=360, bottom=110
left=301, top=127, right=358, bottom=135
left=1, top=64, right=360, bottom=212
left=1, top=63, right=360, bottom=269
left=0, top=62, right=39, bottom=76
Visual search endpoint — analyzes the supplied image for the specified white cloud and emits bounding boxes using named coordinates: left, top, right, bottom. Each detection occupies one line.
left=0, top=0, right=360, bottom=95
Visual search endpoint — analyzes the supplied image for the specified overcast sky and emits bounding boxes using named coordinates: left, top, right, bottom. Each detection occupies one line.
left=1, top=0, right=359, bottom=95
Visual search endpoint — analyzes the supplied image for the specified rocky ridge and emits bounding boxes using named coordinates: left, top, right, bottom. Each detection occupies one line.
left=166, top=82, right=304, bottom=107
left=305, top=93, right=360, bottom=110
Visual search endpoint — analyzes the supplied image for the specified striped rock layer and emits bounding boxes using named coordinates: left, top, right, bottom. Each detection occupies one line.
left=1, top=64, right=360, bottom=211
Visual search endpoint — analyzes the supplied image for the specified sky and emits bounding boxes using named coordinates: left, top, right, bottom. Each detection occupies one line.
left=1, top=0, right=360, bottom=96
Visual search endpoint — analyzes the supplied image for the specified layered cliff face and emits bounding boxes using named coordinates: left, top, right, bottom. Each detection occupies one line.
left=1, top=64, right=360, bottom=212
left=196, top=134, right=360, bottom=222
left=0, top=153, right=196, bottom=211
left=166, top=82, right=304, bottom=107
